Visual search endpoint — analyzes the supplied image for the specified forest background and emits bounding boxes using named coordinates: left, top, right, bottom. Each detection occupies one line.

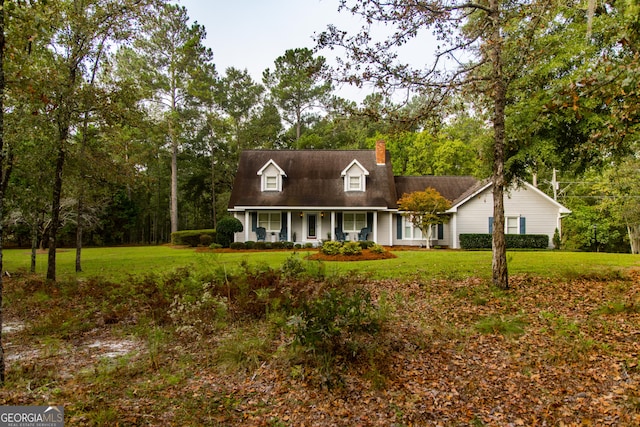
left=1, top=0, right=639, bottom=279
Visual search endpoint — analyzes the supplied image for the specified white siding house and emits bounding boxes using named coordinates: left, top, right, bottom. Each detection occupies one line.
left=447, top=182, right=572, bottom=249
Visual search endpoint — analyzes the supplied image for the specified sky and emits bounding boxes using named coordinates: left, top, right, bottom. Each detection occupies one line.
left=177, top=1, right=359, bottom=87
left=176, top=0, right=439, bottom=102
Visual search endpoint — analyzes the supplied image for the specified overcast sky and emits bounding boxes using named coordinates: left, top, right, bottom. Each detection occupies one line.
left=176, top=0, right=439, bottom=102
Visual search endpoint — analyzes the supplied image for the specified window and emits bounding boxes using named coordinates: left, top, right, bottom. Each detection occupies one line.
left=265, top=175, right=278, bottom=190
left=258, top=212, right=281, bottom=232
left=343, top=212, right=367, bottom=232
left=341, top=160, right=369, bottom=192
left=403, top=217, right=423, bottom=240
left=258, top=160, right=286, bottom=192
left=348, top=175, right=362, bottom=191
left=506, top=217, right=519, bottom=234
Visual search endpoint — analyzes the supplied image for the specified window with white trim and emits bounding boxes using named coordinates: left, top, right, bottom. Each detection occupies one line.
left=258, top=160, right=286, bottom=192
left=258, top=212, right=281, bottom=232
left=402, top=216, right=422, bottom=240
left=506, top=216, right=519, bottom=234
left=341, top=160, right=369, bottom=192
left=348, top=175, right=362, bottom=191
left=343, top=212, right=367, bottom=232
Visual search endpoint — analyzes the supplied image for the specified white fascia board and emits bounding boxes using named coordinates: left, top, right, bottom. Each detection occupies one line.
left=446, top=181, right=492, bottom=213
left=340, top=159, right=370, bottom=176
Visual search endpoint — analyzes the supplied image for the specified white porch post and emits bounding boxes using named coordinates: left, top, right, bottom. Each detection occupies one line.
left=389, top=212, right=394, bottom=247
left=331, top=212, right=336, bottom=241
left=287, top=211, right=292, bottom=241
left=244, top=211, right=250, bottom=242
left=451, top=214, right=458, bottom=249
left=372, top=211, right=378, bottom=243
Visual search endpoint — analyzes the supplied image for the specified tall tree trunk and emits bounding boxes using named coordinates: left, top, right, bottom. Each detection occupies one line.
left=47, top=133, right=66, bottom=282
left=31, top=221, right=38, bottom=274
left=210, top=147, right=217, bottom=229
left=0, top=0, right=6, bottom=385
left=489, top=0, right=509, bottom=290
left=170, top=119, right=178, bottom=234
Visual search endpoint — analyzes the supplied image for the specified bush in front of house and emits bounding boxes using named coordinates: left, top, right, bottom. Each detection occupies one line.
left=215, top=216, right=243, bottom=247
left=321, top=241, right=343, bottom=255
left=459, top=233, right=549, bottom=249
left=171, top=229, right=216, bottom=246
left=229, top=242, right=246, bottom=250
left=358, top=240, right=375, bottom=249
left=341, top=241, right=362, bottom=255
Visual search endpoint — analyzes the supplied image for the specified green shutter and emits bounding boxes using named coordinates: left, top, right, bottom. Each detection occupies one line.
left=488, top=217, right=494, bottom=234
left=397, top=215, right=403, bottom=239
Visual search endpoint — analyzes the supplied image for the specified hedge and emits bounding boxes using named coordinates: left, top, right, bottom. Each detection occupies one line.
left=171, top=229, right=216, bottom=246
left=459, top=233, right=549, bottom=249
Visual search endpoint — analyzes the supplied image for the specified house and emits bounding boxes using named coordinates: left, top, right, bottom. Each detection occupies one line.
left=228, top=141, right=570, bottom=248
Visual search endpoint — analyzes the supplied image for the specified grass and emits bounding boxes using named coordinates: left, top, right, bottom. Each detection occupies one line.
left=2, top=247, right=640, bottom=425
left=3, top=246, right=638, bottom=282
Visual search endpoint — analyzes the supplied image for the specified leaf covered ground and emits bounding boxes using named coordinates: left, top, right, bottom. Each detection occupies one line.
left=1, top=267, right=639, bottom=426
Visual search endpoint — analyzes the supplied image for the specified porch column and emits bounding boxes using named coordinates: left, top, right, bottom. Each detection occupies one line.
left=451, top=214, right=458, bottom=249
left=244, top=211, right=250, bottom=242
left=372, top=211, right=378, bottom=243
left=331, top=212, right=336, bottom=240
left=389, top=212, right=394, bottom=247
left=287, top=211, right=292, bottom=241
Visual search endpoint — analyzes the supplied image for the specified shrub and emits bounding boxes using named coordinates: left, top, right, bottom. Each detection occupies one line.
left=369, top=243, right=385, bottom=254
left=254, top=241, right=267, bottom=250
left=321, top=241, right=342, bottom=255
left=283, top=241, right=294, bottom=249
left=216, top=217, right=243, bottom=247
left=359, top=240, right=375, bottom=249
left=209, top=243, right=223, bottom=250
left=304, top=243, right=314, bottom=249
left=199, top=234, right=213, bottom=246
left=459, top=234, right=493, bottom=249
left=230, top=242, right=246, bottom=250
left=459, top=233, right=549, bottom=249
left=288, top=288, right=382, bottom=357
left=245, top=240, right=256, bottom=249
left=340, top=241, right=362, bottom=255
left=171, top=229, right=215, bottom=246
left=294, top=243, right=302, bottom=249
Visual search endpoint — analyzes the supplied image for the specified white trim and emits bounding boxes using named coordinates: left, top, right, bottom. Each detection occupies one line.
left=341, top=159, right=370, bottom=192
left=447, top=181, right=571, bottom=214
left=257, top=159, right=287, bottom=192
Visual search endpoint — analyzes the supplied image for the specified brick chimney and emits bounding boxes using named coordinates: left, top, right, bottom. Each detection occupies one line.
left=375, top=140, right=386, bottom=165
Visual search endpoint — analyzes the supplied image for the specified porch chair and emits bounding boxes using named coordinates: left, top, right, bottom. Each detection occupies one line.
left=279, top=227, right=288, bottom=241
left=357, top=227, right=370, bottom=241
left=335, top=227, right=346, bottom=242
left=256, top=227, right=267, bottom=242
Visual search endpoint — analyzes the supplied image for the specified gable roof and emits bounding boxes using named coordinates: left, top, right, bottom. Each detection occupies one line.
left=394, top=176, right=479, bottom=204
left=446, top=179, right=572, bottom=214
left=229, top=149, right=398, bottom=209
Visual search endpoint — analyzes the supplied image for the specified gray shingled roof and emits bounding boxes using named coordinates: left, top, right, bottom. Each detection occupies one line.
left=228, top=150, right=399, bottom=209
left=394, top=176, right=479, bottom=204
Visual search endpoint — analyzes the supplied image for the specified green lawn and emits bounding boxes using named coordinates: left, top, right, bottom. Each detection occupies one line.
left=3, top=246, right=638, bottom=281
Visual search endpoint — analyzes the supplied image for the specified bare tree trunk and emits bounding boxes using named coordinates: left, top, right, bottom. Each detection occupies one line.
left=31, top=222, right=38, bottom=273
left=489, top=0, right=509, bottom=290
left=47, top=136, right=66, bottom=282
left=210, top=148, right=217, bottom=228
left=628, top=224, right=639, bottom=255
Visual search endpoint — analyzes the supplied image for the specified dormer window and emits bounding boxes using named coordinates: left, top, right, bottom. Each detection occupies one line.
left=258, top=159, right=286, bottom=192
left=341, top=159, right=369, bottom=192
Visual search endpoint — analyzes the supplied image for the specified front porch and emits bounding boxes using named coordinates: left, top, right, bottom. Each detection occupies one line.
left=235, top=210, right=387, bottom=246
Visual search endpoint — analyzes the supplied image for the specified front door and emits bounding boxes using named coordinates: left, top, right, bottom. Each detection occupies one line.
left=307, top=214, right=317, bottom=239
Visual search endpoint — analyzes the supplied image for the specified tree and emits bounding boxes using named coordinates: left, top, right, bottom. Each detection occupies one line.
left=14, top=0, right=157, bottom=281
left=0, top=0, right=6, bottom=386
left=133, top=3, right=214, bottom=234
left=397, top=188, right=452, bottom=249
left=263, top=48, right=332, bottom=142
left=598, top=159, right=640, bottom=254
